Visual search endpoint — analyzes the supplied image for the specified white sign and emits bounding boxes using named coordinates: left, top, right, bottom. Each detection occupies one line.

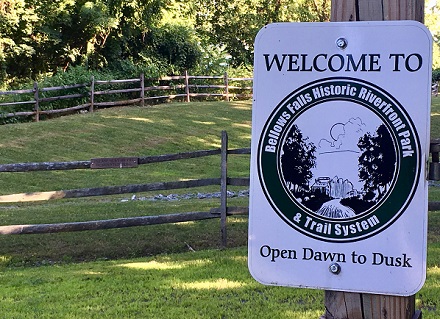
left=248, top=21, right=432, bottom=296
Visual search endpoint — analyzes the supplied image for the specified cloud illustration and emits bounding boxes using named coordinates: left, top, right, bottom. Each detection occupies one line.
left=318, top=117, right=366, bottom=154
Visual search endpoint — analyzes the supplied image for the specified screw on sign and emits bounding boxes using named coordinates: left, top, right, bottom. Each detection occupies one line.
left=329, top=263, right=341, bottom=275
left=335, top=37, right=348, bottom=49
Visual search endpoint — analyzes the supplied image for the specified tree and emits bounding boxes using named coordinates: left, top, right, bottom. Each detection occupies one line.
left=193, top=0, right=330, bottom=67
left=281, top=124, right=317, bottom=193
left=0, top=0, right=207, bottom=83
left=425, top=1, right=440, bottom=69
left=145, top=23, right=202, bottom=74
left=358, top=124, right=396, bottom=201
left=0, top=0, right=332, bottom=85
left=0, top=0, right=38, bottom=84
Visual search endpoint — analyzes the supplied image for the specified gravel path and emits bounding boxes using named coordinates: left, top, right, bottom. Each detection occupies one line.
left=120, top=189, right=249, bottom=202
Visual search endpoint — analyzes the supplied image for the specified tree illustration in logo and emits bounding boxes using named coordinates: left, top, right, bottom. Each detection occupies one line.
left=357, top=124, right=396, bottom=202
left=281, top=124, right=317, bottom=195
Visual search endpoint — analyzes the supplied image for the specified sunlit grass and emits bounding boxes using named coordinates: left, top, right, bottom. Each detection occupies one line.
left=119, top=261, right=185, bottom=270
left=0, top=248, right=326, bottom=319
left=176, top=278, right=246, bottom=290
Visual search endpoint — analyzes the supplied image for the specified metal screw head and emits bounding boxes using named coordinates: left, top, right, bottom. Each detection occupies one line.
left=329, top=263, right=341, bottom=275
left=336, top=37, right=348, bottom=50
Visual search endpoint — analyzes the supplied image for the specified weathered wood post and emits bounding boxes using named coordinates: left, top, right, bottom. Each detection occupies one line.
left=89, top=75, right=95, bottom=113
left=33, top=82, right=40, bottom=122
left=184, top=70, right=190, bottom=102
left=331, top=0, right=424, bottom=22
left=220, top=130, right=228, bottom=248
left=323, top=1, right=426, bottom=318
left=224, top=72, right=230, bottom=101
left=140, top=73, right=145, bottom=107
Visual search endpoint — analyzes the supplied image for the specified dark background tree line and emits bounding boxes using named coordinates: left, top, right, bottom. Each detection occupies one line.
left=0, top=0, right=331, bottom=90
left=0, top=0, right=438, bottom=91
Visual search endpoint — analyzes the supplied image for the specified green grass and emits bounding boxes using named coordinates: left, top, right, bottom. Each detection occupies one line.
left=430, top=95, right=440, bottom=138
left=0, top=99, right=439, bottom=318
left=0, top=101, right=251, bottom=194
left=0, top=248, right=324, bottom=319
left=0, top=101, right=252, bottom=266
left=0, top=198, right=249, bottom=265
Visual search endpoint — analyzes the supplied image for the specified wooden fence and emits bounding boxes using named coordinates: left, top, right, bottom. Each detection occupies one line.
left=1, top=133, right=440, bottom=247
left=0, top=131, right=250, bottom=248
left=0, top=72, right=253, bottom=122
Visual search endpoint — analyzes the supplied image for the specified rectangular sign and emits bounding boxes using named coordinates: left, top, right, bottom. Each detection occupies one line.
left=248, top=21, right=432, bottom=296
left=91, top=157, right=139, bottom=169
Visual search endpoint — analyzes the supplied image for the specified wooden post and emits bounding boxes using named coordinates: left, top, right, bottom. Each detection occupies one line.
left=331, top=0, right=424, bottom=22
left=323, top=1, right=425, bottom=318
left=224, top=72, right=230, bottom=101
left=89, top=75, right=95, bottom=112
left=429, top=139, right=440, bottom=180
left=184, top=70, right=190, bottom=102
left=33, top=82, right=39, bottom=122
left=220, top=130, right=228, bottom=248
left=140, top=73, right=145, bottom=107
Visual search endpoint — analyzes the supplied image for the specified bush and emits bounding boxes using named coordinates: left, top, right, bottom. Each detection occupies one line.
left=433, top=68, right=440, bottom=82
left=37, top=66, right=94, bottom=113
left=148, top=24, right=203, bottom=74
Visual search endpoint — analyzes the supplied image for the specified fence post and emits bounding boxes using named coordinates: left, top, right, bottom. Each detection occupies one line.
left=89, top=75, right=95, bottom=113
left=220, top=130, right=228, bottom=248
left=184, top=70, right=190, bottom=102
left=140, top=73, right=145, bottom=107
left=33, top=82, right=40, bottom=122
left=224, top=72, right=229, bottom=101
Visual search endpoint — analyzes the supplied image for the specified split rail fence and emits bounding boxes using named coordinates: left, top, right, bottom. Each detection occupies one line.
left=1, top=133, right=440, bottom=238
left=1, top=134, right=440, bottom=247
left=0, top=72, right=253, bottom=122
left=0, top=131, right=250, bottom=248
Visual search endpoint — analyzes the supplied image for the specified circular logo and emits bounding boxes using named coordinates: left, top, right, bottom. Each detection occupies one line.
left=258, top=77, right=421, bottom=242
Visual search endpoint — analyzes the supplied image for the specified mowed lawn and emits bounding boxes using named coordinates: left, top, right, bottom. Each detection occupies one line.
left=0, top=98, right=439, bottom=318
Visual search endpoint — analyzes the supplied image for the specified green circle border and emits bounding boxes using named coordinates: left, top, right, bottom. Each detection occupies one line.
left=257, top=77, right=421, bottom=242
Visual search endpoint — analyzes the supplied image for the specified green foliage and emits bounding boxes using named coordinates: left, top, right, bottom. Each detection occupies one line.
left=148, top=23, right=203, bottom=74
left=426, top=1, right=440, bottom=69
left=0, top=0, right=38, bottom=84
left=0, top=0, right=169, bottom=85
left=433, top=69, right=440, bottom=82
left=193, top=0, right=330, bottom=67
left=1, top=0, right=333, bottom=86
left=4, top=0, right=440, bottom=87
left=190, top=44, right=232, bottom=75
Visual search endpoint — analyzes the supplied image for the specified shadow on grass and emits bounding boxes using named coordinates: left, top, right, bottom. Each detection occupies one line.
left=0, top=247, right=325, bottom=319
left=0, top=216, right=249, bottom=267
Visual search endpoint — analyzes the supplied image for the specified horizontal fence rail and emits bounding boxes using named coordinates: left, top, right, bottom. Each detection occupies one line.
left=0, top=149, right=225, bottom=172
left=0, top=72, right=253, bottom=122
left=0, top=207, right=250, bottom=236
